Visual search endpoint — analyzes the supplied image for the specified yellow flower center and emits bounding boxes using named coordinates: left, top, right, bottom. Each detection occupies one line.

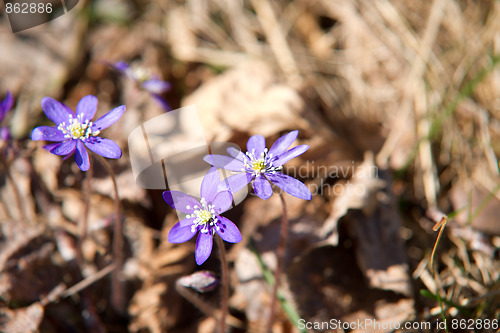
left=197, top=209, right=213, bottom=224
left=133, top=67, right=152, bottom=82
left=186, top=198, right=218, bottom=234
left=58, top=114, right=100, bottom=140
left=251, top=158, right=266, bottom=174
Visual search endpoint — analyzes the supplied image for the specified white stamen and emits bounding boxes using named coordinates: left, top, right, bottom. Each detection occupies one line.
left=189, top=198, right=218, bottom=235
left=243, top=147, right=283, bottom=176
left=58, top=113, right=100, bottom=141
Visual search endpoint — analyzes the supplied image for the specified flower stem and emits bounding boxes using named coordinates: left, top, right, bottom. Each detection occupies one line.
left=216, top=235, right=229, bottom=333
left=96, top=155, right=124, bottom=312
left=76, top=157, right=93, bottom=264
left=266, top=192, right=288, bottom=333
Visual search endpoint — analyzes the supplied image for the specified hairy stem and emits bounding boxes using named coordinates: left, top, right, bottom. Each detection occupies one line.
left=266, top=193, right=288, bottom=333
left=77, top=157, right=93, bottom=264
left=216, top=236, right=229, bottom=333
left=96, top=155, right=124, bottom=312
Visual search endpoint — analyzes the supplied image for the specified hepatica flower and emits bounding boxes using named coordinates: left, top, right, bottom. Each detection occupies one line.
left=0, top=91, right=14, bottom=141
left=111, top=61, right=171, bottom=111
left=31, top=95, right=125, bottom=171
left=163, top=167, right=242, bottom=265
left=204, top=131, right=312, bottom=200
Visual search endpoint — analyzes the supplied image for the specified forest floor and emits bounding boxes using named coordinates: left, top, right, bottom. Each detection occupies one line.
left=0, top=0, right=500, bottom=332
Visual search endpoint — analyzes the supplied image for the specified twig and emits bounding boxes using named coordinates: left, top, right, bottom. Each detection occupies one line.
left=376, top=0, right=446, bottom=168
left=250, top=0, right=301, bottom=87
left=62, top=264, right=115, bottom=298
left=430, top=215, right=448, bottom=268
left=430, top=214, right=449, bottom=332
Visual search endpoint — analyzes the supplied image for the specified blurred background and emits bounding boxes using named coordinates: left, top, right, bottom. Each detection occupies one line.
left=0, top=0, right=499, bottom=332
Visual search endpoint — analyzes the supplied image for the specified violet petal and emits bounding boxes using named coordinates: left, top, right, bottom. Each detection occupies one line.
left=75, top=140, right=90, bottom=171
left=168, top=221, right=197, bottom=243
left=92, top=105, right=125, bottom=131
left=113, top=61, right=130, bottom=72
left=268, top=130, right=298, bottom=157
left=246, top=134, right=266, bottom=157
left=84, top=138, right=122, bottom=159
left=162, top=191, right=200, bottom=213
left=0, top=127, right=10, bottom=141
left=43, top=142, right=61, bottom=152
left=50, top=139, right=76, bottom=156
left=273, top=144, right=309, bottom=166
left=1, top=91, right=14, bottom=116
left=203, top=154, right=245, bottom=171
left=76, top=95, right=98, bottom=122
left=253, top=175, right=273, bottom=199
left=31, top=126, right=66, bottom=142
left=211, top=191, right=233, bottom=214
left=266, top=172, right=312, bottom=200
left=41, top=97, right=74, bottom=125
left=195, top=232, right=213, bottom=265
left=179, top=217, right=197, bottom=227
left=142, top=79, right=171, bottom=94
left=151, top=94, right=172, bottom=112
left=218, top=172, right=253, bottom=194
left=200, top=167, right=220, bottom=203
left=216, top=216, right=242, bottom=243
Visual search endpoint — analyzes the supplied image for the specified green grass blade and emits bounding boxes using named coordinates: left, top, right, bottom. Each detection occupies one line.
left=249, top=237, right=307, bottom=333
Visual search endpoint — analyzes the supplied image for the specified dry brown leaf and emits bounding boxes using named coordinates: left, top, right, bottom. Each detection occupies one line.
left=345, top=298, right=414, bottom=333
left=287, top=244, right=414, bottom=333
left=128, top=219, right=194, bottom=333
left=232, top=247, right=270, bottom=324
left=182, top=61, right=336, bottom=143
left=450, top=178, right=500, bottom=236
left=129, top=282, right=168, bottom=333
left=319, top=152, right=411, bottom=296
left=0, top=303, right=44, bottom=333
left=0, top=158, right=37, bottom=222
left=320, top=152, right=386, bottom=245
left=0, top=235, right=58, bottom=303
left=57, top=188, right=114, bottom=232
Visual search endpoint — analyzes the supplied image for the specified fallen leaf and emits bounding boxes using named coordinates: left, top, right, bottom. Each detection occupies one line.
left=0, top=303, right=44, bottom=333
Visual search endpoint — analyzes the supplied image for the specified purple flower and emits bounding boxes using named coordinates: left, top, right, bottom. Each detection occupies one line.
left=204, top=131, right=312, bottom=200
left=163, top=167, right=242, bottom=265
left=0, top=91, right=14, bottom=140
left=111, top=61, right=171, bottom=111
left=31, top=95, right=125, bottom=172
